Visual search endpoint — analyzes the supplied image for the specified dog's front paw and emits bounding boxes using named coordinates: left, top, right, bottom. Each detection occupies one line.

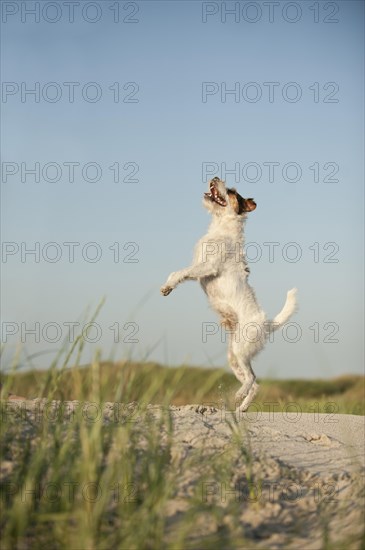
left=161, top=272, right=179, bottom=296
left=160, top=285, right=173, bottom=296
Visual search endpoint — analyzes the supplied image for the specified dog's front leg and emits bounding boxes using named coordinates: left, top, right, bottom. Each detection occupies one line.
left=161, top=263, right=218, bottom=296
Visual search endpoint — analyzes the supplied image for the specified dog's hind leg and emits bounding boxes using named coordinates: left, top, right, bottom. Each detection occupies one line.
left=227, top=336, right=258, bottom=410
left=238, top=380, right=259, bottom=412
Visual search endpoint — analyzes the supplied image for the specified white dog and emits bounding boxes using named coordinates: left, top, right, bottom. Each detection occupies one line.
left=161, top=177, right=297, bottom=411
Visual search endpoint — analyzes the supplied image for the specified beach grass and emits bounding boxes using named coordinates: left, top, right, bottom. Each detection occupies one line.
left=1, top=313, right=364, bottom=549
left=1, top=354, right=364, bottom=549
left=2, top=361, right=364, bottom=415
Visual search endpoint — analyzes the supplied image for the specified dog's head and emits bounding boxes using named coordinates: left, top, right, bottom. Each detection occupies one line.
left=203, top=177, right=256, bottom=217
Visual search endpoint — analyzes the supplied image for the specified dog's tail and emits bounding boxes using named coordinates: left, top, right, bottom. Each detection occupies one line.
left=267, top=288, right=298, bottom=332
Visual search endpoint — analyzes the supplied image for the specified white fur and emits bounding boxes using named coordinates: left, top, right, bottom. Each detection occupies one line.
left=161, top=178, right=297, bottom=411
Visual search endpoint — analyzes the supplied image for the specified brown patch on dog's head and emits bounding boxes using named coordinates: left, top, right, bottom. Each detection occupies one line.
left=227, top=188, right=257, bottom=215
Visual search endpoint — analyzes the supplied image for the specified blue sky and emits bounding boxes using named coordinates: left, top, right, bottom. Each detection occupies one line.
left=1, top=0, right=364, bottom=378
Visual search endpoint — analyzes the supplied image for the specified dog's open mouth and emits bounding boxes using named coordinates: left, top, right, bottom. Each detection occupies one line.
left=204, top=180, right=227, bottom=207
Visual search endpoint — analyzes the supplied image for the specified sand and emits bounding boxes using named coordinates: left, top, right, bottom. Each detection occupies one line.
left=2, top=398, right=364, bottom=548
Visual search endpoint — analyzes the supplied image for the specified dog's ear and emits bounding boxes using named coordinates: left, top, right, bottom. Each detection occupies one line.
left=236, top=194, right=257, bottom=214
left=228, top=189, right=257, bottom=215
left=244, top=198, right=257, bottom=212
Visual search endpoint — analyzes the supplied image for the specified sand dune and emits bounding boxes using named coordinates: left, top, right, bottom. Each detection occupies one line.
left=3, top=398, right=364, bottom=548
